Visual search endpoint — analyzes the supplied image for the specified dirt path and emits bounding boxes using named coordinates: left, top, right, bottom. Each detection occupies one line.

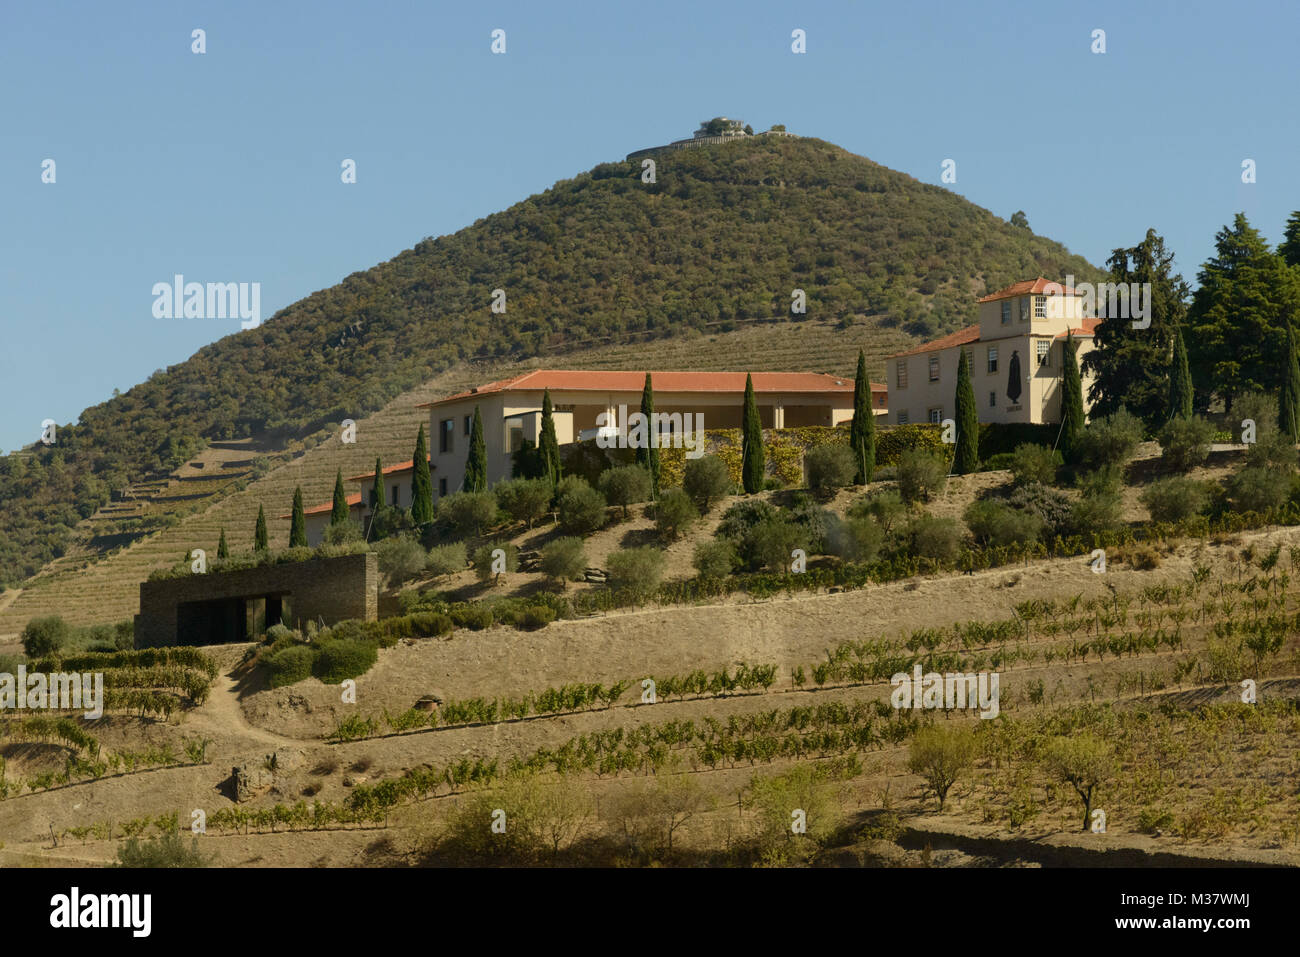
left=187, top=674, right=314, bottom=750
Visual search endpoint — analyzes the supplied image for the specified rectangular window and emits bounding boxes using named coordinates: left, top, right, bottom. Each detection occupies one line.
left=928, top=407, right=943, bottom=424
left=508, top=424, right=524, bottom=453
left=963, top=349, right=974, bottom=374
left=897, top=410, right=910, bottom=425
left=439, top=419, right=454, bottom=454
left=1034, top=295, right=1047, bottom=319
left=1001, top=301, right=1010, bottom=324
left=928, top=355, right=940, bottom=382
left=987, top=346, right=998, bottom=373
left=988, top=391, right=996, bottom=408
left=895, top=360, right=908, bottom=389
left=438, top=478, right=447, bottom=497
left=464, top=415, right=472, bottom=436
left=1036, top=340, right=1051, bottom=367
left=1020, top=298, right=1031, bottom=322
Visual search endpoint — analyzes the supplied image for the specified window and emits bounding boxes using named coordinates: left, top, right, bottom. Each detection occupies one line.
left=439, top=419, right=454, bottom=454
left=1036, top=340, right=1051, bottom=367
left=438, top=478, right=447, bottom=497
left=897, top=410, right=910, bottom=425
left=988, top=391, right=996, bottom=408
left=987, top=346, right=998, bottom=373
left=963, top=349, right=974, bottom=374
left=928, top=407, right=943, bottom=424
left=1001, top=301, right=1010, bottom=324
left=895, top=360, right=908, bottom=389
left=464, top=415, right=472, bottom=436
left=1034, top=295, right=1047, bottom=319
left=391, top=484, right=399, bottom=506
left=1019, top=298, right=1030, bottom=322
left=928, top=355, right=940, bottom=382
left=508, top=424, right=524, bottom=453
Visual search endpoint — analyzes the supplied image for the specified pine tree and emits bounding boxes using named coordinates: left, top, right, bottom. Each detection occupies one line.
left=217, top=527, right=229, bottom=560
left=410, top=425, right=434, bottom=524
left=636, top=373, right=660, bottom=496
left=330, top=469, right=349, bottom=525
left=254, top=504, right=268, bottom=552
left=953, top=350, right=979, bottom=474
left=1279, top=210, right=1300, bottom=269
left=741, top=373, right=765, bottom=493
left=539, top=389, right=561, bottom=487
left=370, top=457, right=385, bottom=510
left=463, top=406, right=488, bottom=492
left=289, top=487, right=308, bottom=548
left=1167, top=325, right=1193, bottom=420
left=1282, top=319, right=1300, bottom=442
left=1060, top=333, right=1086, bottom=458
left=849, top=349, right=876, bottom=484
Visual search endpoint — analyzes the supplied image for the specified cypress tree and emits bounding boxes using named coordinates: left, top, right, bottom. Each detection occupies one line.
left=953, top=350, right=979, bottom=474
left=1060, top=333, right=1086, bottom=458
left=1168, top=325, right=1193, bottom=420
left=463, top=406, right=488, bottom=492
left=636, top=373, right=660, bottom=496
left=289, top=487, right=308, bottom=547
left=217, top=527, right=229, bottom=560
left=1281, top=320, right=1300, bottom=442
left=410, top=425, right=434, bottom=524
left=539, top=389, right=561, bottom=487
left=370, top=457, right=385, bottom=510
left=330, top=469, right=349, bottom=525
left=849, top=349, right=876, bottom=484
left=741, top=373, right=765, bottom=494
left=254, top=504, right=268, bottom=551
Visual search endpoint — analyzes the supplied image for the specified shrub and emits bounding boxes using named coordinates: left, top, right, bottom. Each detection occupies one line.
left=693, top=540, right=737, bottom=579
left=907, top=725, right=977, bottom=810
left=539, top=537, right=587, bottom=585
left=376, top=534, right=427, bottom=585
left=1140, top=476, right=1210, bottom=522
left=471, top=542, right=519, bottom=583
left=438, top=491, right=499, bottom=538
left=1245, top=432, right=1297, bottom=469
left=1232, top=391, right=1279, bottom=444
left=848, top=489, right=907, bottom=534
left=906, top=515, right=963, bottom=563
left=804, top=443, right=856, bottom=500
left=897, top=449, right=949, bottom=504
left=1073, top=408, right=1143, bottom=470
left=598, top=465, right=653, bottom=519
left=323, top=520, right=364, bottom=545
left=682, top=455, right=732, bottom=511
left=605, top=546, right=666, bottom=598
left=116, top=832, right=211, bottom=868
left=557, top=479, right=607, bottom=535
left=963, top=500, right=1044, bottom=546
left=654, top=488, right=698, bottom=541
left=825, top=515, right=884, bottom=563
left=312, top=638, right=379, bottom=683
left=369, top=504, right=413, bottom=540
left=1007, top=482, right=1074, bottom=537
left=264, top=645, right=315, bottom=688
left=1228, top=466, right=1291, bottom=513
left=494, top=478, right=553, bottom=528
left=517, top=605, right=557, bottom=630
left=1008, top=443, right=1060, bottom=487
left=1068, top=492, right=1123, bottom=535
left=425, top=542, right=468, bottom=578
left=740, top=515, right=802, bottom=572
left=450, top=604, right=495, bottom=630
left=716, top=499, right=779, bottom=541
left=21, top=616, right=69, bottom=657
left=783, top=498, right=835, bottom=554
left=1157, top=416, right=1214, bottom=472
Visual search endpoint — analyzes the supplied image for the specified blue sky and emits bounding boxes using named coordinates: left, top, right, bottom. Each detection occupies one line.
left=2, top=0, right=1295, bottom=455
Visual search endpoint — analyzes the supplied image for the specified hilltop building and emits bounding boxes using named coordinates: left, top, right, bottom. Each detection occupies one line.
left=627, top=118, right=795, bottom=160
left=884, top=279, right=1099, bottom=427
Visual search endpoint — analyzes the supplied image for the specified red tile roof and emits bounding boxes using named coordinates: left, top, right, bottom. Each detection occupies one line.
left=977, top=277, right=1081, bottom=302
left=419, top=370, right=885, bottom=408
left=345, top=459, right=430, bottom=483
left=1053, top=317, right=1102, bottom=339
left=888, top=324, right=982, bottom=359
left=281, top=492, right=362, bottom=519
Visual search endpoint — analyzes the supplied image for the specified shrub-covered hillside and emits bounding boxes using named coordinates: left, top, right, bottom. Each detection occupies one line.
left=0, top=134, right=1101, bottom=586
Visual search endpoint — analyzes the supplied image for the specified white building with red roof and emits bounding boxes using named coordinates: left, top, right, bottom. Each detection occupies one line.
left=884, top=278, right=1100, bottom=427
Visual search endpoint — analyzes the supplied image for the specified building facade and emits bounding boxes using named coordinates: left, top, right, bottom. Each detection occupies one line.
left=885, top=279, right=1099, bottom=427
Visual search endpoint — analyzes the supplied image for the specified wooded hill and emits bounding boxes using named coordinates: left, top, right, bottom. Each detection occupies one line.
left=0, top=134, right=1101, bottom=586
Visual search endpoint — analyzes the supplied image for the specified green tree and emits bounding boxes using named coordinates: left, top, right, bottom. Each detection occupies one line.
left=464, top=406, right=488, bottom=493
left=1278, top=210, right=1300, bottom=268
left=1009, top=210, right=1029, bottom=230
left=539, top=389, right=562, bottom=488
left=330, top=469, right=350, bottom=525
left=953, top=349, right=979, bottom=474
left=1060, top=333, right=1086, bottom=458
left=849, top=349, right=876, bottom=484
left=1042, top=733, right=1114, bottom=831
left=1167, top=324, right=1193, bottom=420
left=254, top=504, right=269, bottom=552
left=370, top=457, right=385, bottom=510
left=636, top=373, right=660, bottom=497
left=410, top=425, right=434, bottom=525
left=1282, top=319, right=1300, bottom=443
left=216, top=527, right=229, bottom=560
left=1185, top=214, right=1300, bottom=412
left=907, top=725, right=977, bottom=810
left=289, top=487, right=308, bottom=547
left=741, top=373, right=765, bottom=494
left=1082, top=229, right=1189, bottom=427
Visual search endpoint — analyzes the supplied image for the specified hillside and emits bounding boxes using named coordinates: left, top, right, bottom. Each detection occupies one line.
left=0, top=133, right=1103, bottom=587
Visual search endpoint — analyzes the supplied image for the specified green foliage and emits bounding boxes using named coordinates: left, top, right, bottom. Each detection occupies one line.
left=216, top=527, right=229, bottom=560
left=654, top=488, right=697, bottom=541
left=376, top=534, right=427, bottom=584
left=636, top=374, right=660, bottom=496
left=897, top=449, right=949, bottom=504
left=264, top=644, right=315, bottom=688
left=605, top=546, right=666, bottom=599
left=463, top=406, right=488, bottom=493
left=905, top=514, right=963, bottom=562
left=289, top=487, right=308, bottom=548
left=116, top=831, right=211, bottom=868
left=741, top=373, right=765, bottom=494
left=964, top=499, right=1044, bottom=546
left=494, top=477, right=552, bottom=528
left=1007, top=482, right=1073, bottom=537
left=804, top=443, right=856, bottom=500
left=540, top=537, right=587, bottom=584
left=1041, top=733, right=1114, bottom=830
left=850, top=349, right=877, bottom=484
left=410, top=425, right=435, bottom=525
left=1168, top=325, right=1194, bottom=421
left=370, top=457, right=386, bottom=511
left=22, top=615, right=70, bottom=657
left=598, top=465, right=652, bottom=519
left=1140, top=476, right=1211, bottom=523
left=1073, top=408, right=1144, bottom=471
left=1157, top=415, right=1214, bottom=472
left=312, top=638, right=379, bottom=684
left=953, top=348, right=979, bottom=474
left=875, top=424, right=948, bottom=465
left=539, top=390, right=562, bottom=488
left=907, top=724, right=977, bottom=810
left=682, top=454, right=732, bottom=512
left=848, top=489, right=906, bottom=534
left=556, top=478, right=607, bottom=535
left=826, top=515, right=884, bottom=563
left=692, top=539, right=737, bottom=579
left=1282, top=322, right=1300, bottom=442
left=330, top=470, right=350, bottom=525
left=472, top=542, right=519, bottom=583
left=425, top=541, right=467, bottom=578
left=254, top=504, right=269, bottom=552
left=437, top=490, right=498, bottom=539
left=1228, top=465, right=1292, bottom=513
left=1007, top=442, right=1060, bottom=487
